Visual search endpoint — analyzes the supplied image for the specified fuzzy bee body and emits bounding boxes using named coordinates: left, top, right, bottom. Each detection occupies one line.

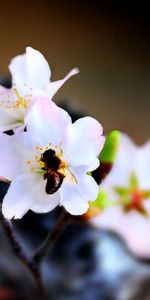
left=41, top=149, right=65, bottom=194
left=44, top=171, right=64, bottom=194
left=41, top=148, right=77, bottom=195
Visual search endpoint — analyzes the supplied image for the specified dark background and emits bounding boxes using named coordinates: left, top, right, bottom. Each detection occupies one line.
left=0, top=0, right=150, bottom=143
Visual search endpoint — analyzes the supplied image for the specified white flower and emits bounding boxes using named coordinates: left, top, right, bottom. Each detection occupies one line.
left=0, top=97, right=105, bottom=219
left=0, top=47, right=79, bottom=132
left=90, top=133, right=150, bottom=258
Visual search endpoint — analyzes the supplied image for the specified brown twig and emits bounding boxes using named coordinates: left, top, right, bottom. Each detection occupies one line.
left=0, top=206, right=72, bottom=299
left=0, top=207, right=44, bottom=299
left=34, top=210, right=72, bottom=264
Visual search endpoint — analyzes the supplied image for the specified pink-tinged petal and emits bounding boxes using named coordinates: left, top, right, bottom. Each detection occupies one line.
left=2, top=173, right=60, bottom=219
left=63, top=116, right=105, bottom=170
left=60, top=172, right=98, bottom=215
left=47, top=68, right=79, bottom=99
left=100, top=133, right=138, bottom=189
left=91, top=204, right=150, bottom=259
left=90, top=134, right=150, bottom=258
left=121, top=208, right=150, bottom=258
left=136, top=140, right=150, bottom=189
left=25, top=97, right=71, bottom=146
left=9, top=47, right=51, bottom=90
left=91, top=206, right=122, bottom=230
left=112, top=133, right=138, bottom=183
left=0, top=133, right=36, bottom=181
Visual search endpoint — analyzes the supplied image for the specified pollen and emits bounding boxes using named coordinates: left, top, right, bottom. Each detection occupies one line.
left=0, top=88, right=30, bottom=111
left=30, top=167, right=35, bottom=172
left=26, top=160, right=31, bottom=164
left=38, top=161, right=45, bottom=168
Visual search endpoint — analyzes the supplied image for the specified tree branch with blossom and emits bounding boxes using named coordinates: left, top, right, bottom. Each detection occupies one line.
left=0, top=47, right=105, bottom=298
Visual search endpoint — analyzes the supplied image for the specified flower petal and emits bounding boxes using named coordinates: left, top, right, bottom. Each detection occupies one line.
left=9, top=47, right=51, bottom=90
left=90, top=133, right=150, bottom=258
left=47, top=68, right=79, bottom=99
left=60, top=183, right=89, bottom=215
left=25, top=97, right=71, bottom=146
left=91, top=205, right=150, bottom=258
left=0, top=109, right=23, bottom=132
left=0, top=132, right=37, bottom=181
left=71, top=166, right=99, bottom=201
left=60, top=171, right=98, bottom=215
left=2, top=173, right=60, bottom=219
left=63, top=116, right=105, bottom=170
left=0, top=86, right=25, bottom=132
left=136, top=140, right=150, bottom=189
left=100, top=133, right=138, bottom=189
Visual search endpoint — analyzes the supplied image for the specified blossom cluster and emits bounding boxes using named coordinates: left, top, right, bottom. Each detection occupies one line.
left=1, top=46, right=150, bottom=260
left=90, top=133, right=150, bottom=258
left=0, top=47, right=105, bottom=219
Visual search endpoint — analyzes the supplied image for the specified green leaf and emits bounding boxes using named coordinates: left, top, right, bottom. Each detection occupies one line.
left=99, top=130, right=120, bottom=163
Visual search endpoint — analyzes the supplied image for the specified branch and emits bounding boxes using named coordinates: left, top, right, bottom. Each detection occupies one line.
left=34, top=210, right=72, bottom=264
left=0, top=207, right=44, bottom=299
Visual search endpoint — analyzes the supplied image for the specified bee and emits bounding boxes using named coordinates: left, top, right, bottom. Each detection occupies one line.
left=44, top=170, right=64, bottom=194
left=41, top=149, right=77, bottom=195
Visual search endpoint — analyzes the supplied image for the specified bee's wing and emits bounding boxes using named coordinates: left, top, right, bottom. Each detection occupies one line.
left=64, top=168, right=78, bottom=185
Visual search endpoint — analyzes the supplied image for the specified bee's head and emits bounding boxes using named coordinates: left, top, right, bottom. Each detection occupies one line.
left=41, top=149, right=61, bottom=171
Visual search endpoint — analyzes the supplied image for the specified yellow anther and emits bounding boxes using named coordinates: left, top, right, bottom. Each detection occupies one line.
left=30, top=167, right=35, bottom=172
left=26, top=160, right=31, bottom=164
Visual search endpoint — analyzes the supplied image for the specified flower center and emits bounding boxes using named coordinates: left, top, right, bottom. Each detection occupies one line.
left=26, top=145, right=78, bottom=194
left=13, top=88, right=30, bottom=110
left=0, top=88, right=31, bottom=112
left=114, top=173, right=150, bottom=215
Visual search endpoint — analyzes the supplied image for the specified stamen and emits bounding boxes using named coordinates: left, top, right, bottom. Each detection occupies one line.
left=14, top=88, right=20, bottom=99
left=26, top=160, right=31, bottom=164
left=30, top=167, right=35, bottom=172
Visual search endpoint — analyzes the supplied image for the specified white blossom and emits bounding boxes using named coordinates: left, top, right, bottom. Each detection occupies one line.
left=90, top=133, right=150, bottom=258
left=0, top=47, right=78, bottom=132
left=0, top=97, right=104, bottom=219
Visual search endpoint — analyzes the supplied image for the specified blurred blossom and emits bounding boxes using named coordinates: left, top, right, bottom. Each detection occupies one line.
left=90, top=133, right=150, bottom=258
left=0, top=97, right=104, bottom=219
left=0, top=47, right=78, bottom=132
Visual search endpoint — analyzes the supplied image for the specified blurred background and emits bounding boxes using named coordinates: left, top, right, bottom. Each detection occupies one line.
left=1, top=1, right=150, bottom=299
left=0, top=0, right=150, bottom=143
